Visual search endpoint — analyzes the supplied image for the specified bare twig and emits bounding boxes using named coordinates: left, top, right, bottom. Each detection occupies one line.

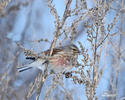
left=49, top=0, right=72, bottom=56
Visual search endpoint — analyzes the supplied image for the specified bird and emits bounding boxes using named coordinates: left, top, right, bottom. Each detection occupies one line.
left=17, top=44, right=80, bottom=73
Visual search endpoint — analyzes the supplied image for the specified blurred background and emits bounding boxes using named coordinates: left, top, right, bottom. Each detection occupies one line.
left=0, top=0, right=125, bottom=100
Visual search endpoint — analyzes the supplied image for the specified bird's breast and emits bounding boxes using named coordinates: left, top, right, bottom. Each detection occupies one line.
left=49, top=55, right=70, bottom=66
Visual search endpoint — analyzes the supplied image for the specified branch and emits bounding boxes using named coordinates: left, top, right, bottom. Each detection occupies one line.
left=96, top=33, right=109, bottom=49
left=16, top=42, right=38, bottom=59
left=49, top=0, right=72, bottom=56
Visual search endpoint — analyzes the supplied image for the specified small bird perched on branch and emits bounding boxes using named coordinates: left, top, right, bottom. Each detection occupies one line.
left=17, top=44, right=80, bottom=73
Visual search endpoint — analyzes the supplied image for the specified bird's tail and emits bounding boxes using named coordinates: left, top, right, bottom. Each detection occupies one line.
left=17, top=66, right=32, bottom=72
left=17, top=59, right=46, bottom=72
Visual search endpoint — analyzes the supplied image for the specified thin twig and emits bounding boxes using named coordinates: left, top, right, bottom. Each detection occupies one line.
left=49, top=0, right=72, bottom=56
left=96, top=33, right=109, bottom=49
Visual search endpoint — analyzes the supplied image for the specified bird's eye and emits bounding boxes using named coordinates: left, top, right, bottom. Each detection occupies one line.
left=71, top=45, right=80, bottom=53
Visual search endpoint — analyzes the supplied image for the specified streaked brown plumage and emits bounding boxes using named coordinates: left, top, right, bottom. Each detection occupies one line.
left=17, top=44, right=80, bottom=73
